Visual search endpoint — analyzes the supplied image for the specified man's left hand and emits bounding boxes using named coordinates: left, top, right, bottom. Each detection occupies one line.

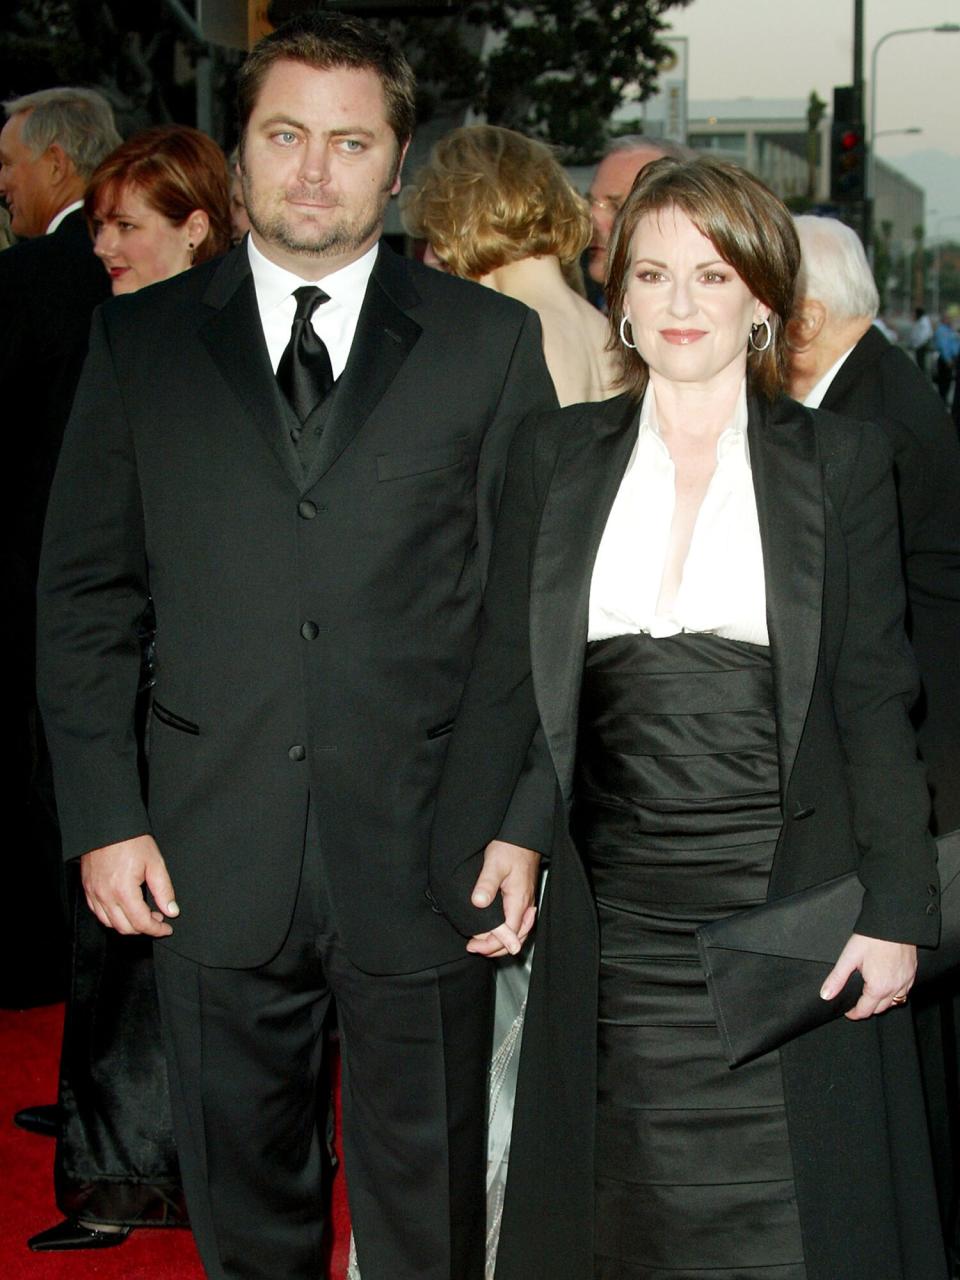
left=466, top=839, right=541, bottom=958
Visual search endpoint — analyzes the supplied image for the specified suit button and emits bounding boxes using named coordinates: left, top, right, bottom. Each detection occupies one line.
left=298, top=500, right=317, bottom=519
left=925, top=902, right=938, bottom=916
left=301, top=621, right=319, bottom=640
left=928, top=883, right=938, bottom=897
left=792, top=802, right=815, bottom=820
left=288, top=744, right=305, bottom=762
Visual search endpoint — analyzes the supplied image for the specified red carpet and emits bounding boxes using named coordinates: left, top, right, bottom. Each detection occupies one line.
left=1, top=1005, right=352, bottom=1278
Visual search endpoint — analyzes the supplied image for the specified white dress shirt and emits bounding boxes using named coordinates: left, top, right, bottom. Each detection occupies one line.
left=246, top=235, right=377, bottom=378
left=46, top=200, right=83, bottom=235
left=588, top=381, right=769, bottom=645
left=803, top=346, right=855, bottom=409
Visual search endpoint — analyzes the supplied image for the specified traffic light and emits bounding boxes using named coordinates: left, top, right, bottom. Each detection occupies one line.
left=830, top=120, right=867, bottom=202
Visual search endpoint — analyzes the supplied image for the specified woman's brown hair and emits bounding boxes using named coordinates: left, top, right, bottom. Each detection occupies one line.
left=401, top=125, right=591, bottom=280
left=604, top=154, right=800, bottom=401
left=85, top=125, right=232, bottom=264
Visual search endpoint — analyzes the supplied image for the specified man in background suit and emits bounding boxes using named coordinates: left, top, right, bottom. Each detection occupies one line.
left=37, top=14, right=554, bottom=1280
left=788, top=212, right=960, bottom=1271
left=0, top=88, right=119, bottom=1009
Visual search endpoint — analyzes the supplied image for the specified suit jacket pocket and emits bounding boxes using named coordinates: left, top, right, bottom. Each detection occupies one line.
left=426, top=720, right=456, bottom=740
left=376, top=439, right=468, bottom=482
left=151, top=700, right=200, bottom=735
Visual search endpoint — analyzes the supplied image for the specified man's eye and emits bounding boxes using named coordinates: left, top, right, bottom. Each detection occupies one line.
left=273, top=131, right=298, bottom=145
left=340, top=139, right=364, bottom=153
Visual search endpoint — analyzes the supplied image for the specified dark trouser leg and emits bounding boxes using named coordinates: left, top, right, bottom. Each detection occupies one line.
left=328, top=944, right=493, bottom=1280
left=154, top=928, right=331, bottom=1280
left=154, top=833, right=493, bottom=1280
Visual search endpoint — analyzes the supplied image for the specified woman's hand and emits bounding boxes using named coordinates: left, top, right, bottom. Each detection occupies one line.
left=820, top=933, right=917, bottom=1020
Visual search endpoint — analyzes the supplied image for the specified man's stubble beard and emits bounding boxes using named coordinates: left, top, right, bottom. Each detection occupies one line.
left=240, top=168, right=393, bottom=261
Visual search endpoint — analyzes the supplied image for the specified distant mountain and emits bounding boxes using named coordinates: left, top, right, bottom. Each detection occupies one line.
left=891, top=150, right=960, bottom=232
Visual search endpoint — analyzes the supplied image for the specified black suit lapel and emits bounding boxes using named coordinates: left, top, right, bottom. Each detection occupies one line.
left=530, top=395, right=640, bottom=803
left=748, top=393, right=824, bottom=798
left=200, top=248, right=302, bottom=490
left=302, top=245, right=422, bottom=491
left=819, top=327, right=883, bottom=412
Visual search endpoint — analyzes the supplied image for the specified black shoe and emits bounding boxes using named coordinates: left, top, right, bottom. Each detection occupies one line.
left=13, top=1103, right=60, bottom=1137
left=28, top=1219, right=131, bottom=1251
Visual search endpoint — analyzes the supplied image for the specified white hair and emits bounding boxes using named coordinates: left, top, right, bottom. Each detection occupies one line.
left=3, top=87, right=120, bottom=180
left=793, top=215, right=879, bottom=320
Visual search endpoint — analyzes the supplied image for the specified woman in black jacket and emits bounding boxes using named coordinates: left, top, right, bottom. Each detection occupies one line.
left=430, top=157, right=945, bottom=1280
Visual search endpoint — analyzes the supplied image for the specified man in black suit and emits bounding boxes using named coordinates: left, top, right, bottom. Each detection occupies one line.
left=788, top=212, right=960, bottom=1269
left=37, top=15, right=554, bottom=1280
left=0, top=87, right=119, bottom=1008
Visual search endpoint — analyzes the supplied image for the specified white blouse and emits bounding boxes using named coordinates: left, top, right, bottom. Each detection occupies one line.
left=588, top=381, right=769, bottom=646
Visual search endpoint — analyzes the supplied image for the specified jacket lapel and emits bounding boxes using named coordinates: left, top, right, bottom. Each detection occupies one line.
left=302, top=244, right=422, bottom=491
left=748, top=392, right=825, bottom=798
left=530, top=394, right=640, bottom=803
left=199, top=247, right=302, bottom=490
left=818, top=327, right=881, bottom=412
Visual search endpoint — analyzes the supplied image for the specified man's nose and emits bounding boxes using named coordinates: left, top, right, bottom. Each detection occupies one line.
left=298, top=139, right=330, bottom=185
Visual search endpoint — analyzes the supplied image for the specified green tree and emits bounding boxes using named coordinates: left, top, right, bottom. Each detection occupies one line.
left=272, top=0, right=694, bottom=156
left=0, top=0, right=234, bottom=137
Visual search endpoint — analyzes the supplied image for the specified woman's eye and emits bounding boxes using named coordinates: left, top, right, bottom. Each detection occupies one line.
left=637, top=270, right=664, bottom=283
left=702, top=271, right=727, bottom=283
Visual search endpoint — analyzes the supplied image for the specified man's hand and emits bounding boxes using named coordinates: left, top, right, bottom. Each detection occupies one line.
left=820, top=932, right=917, bottom=1020
left=80, top=835, right=179, bottom=938
left=466, top=839, right=541, bottom=959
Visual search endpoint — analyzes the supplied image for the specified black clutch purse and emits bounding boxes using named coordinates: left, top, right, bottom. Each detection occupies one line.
left=696, top=828, right=960, bottom=1068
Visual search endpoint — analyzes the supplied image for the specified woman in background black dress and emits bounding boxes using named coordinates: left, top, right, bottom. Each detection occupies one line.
left=429, top=156, right=946, bottom=1280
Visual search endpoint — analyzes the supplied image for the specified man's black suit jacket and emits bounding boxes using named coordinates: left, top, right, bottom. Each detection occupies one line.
left=3, top=209, right=108, bottom=659
left=37, top=241, right=557, bottom=975
left=1, top=208, right=107, bottom=1006
left=819, top=325, right=960, bottom=832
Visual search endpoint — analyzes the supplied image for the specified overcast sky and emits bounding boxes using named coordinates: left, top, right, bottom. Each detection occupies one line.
left=664, top=0, right=960, bottom=160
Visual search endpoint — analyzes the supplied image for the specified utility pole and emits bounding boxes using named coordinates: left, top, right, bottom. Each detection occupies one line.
left=853, top=0, right=870, bottom=247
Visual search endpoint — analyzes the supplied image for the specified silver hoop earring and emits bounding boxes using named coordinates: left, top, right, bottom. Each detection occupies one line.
left=619, top=315, right=637, bottom=350
left=749, top=318, right=772, bottom=352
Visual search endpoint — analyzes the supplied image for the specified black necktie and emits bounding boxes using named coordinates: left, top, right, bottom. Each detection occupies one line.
left=276, top=286, right=334, bottom=424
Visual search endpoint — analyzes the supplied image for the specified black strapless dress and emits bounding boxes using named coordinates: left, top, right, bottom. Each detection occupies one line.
left=575, top=632, right=806, bottom=1280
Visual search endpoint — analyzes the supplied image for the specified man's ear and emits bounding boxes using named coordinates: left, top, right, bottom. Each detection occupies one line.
left=390, top=139, right=410, bottom=197
left=785, top=299, right=827, bottom=352
left=45, top=142, right=71, bottom=186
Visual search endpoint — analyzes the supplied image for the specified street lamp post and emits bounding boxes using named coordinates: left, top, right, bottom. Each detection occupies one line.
left=868, top=25, right=960, bottom=213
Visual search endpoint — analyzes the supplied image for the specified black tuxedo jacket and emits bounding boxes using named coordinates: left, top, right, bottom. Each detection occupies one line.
left=819, top=324, right=960, bottom=832
left=37, top=241, right=556, bottom=974
left=430, top=389, right=944, bottom=1280
left=3, top=209, right=109, bottom=629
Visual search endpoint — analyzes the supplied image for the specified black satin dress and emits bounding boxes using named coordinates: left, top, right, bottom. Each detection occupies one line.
left=574, top=631, right=806, bottom=1280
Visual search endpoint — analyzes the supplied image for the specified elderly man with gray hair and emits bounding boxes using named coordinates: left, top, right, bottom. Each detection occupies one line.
left=788, top=213, right=960, bottom=1265
left=585, top=133, right=688, bottom=288
left=2, top=84, right=120, bottom=1001
left=1, top=82, right=124, bottom=1229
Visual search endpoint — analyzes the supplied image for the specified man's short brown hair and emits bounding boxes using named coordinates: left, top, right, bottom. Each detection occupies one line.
left=237, top=11, right=416, bottom=153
